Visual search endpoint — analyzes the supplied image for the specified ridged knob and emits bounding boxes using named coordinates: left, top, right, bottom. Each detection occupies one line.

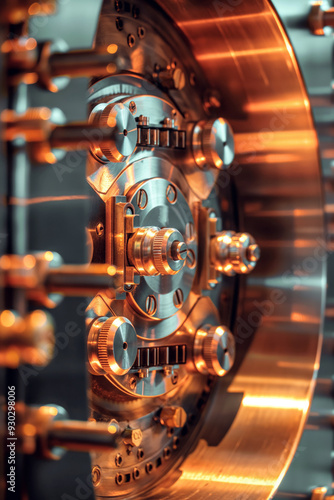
left=193, top=118, right=235, bottom=170
left=90, top=102, right=137, bottom=162
left=152, top=228, right=187, bottom=275
left=96, top=317, right=137, bottom=376
left=128, top=227, right=187, bottom=276
left=194, top=325, right=235, bottom=376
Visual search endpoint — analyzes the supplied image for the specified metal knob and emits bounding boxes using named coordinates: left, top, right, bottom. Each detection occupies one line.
left=194, top=325, right=235, bottom=377
left=193, top=118, right=235, bottom=169
left=90, top=102, right=137, bottom=162
left=88, top=317, right=138, bottom=376
left=128, top=227, right=188, bottom=276
left=211, top=231, right=260, bottom=276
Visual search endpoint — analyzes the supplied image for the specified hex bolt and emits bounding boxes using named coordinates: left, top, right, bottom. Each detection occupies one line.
left=122, top=427, right=143, bottom=447
left=129, top=101, right=137, bottom=115
left=96, top=223, right=104, bottom=237
left=160, top=406, right=187, bottom=428
left=136, top=189, right=148, bottom=209
left=92, top=465, right=101, bottom=486
left=146, top=295, right=157, bottom=316
left=166, top=184, right=177, bottom=204
left=173, top=288, right=183, bottom=309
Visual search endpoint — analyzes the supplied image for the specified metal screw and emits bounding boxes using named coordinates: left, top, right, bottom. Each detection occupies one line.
left=122, top=428, right=143, bottom=447
left=115, top=453, right=123, bottom=467
left=129, top=101, right=137, bottom=114
left=96, top=223, right=104, bottom=237
left=137, top=26, right=145, bottom=38
left=166, top=184, right=177, bottom=204
left=129, top=376, right=137, bottom=390
left=92, top=465, right=101, bottom=486
left=136, top=189, right=148, bottom=209
left=173, top=288, right=183, bottom=309
left=115, top=17, right=123, bottom=31
left=171, top=241, right=188, bottom=262
left=146, top=295, right=157, bottom=316
left=128, top=34, right=136, bottom=48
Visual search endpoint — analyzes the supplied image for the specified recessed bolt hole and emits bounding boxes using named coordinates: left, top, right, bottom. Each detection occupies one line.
left=123, top=129, right=128, bottom=136
left=128, top=34, right=136, bottom=48
left=123, top=342, right=128, bottom=350
left=166, top=184, right=177, bottom=204
left=186, top=249, right=196, bottom=269
left=129, top=377, right=137, bottom=390
left=173, top=289, right=183, bottom=309
left=136, top=189, right=148, bottom=209
left=145, top=462, right=153, bottom=474
left=96, top=223, right=104, bottom=237
left=115, top=453, right=123, bottom=467
left=163, top=447, right=171, bottom=460
left=146, top=295, right=157, bottom=316
left=133, top=468, right=140, bottom=480
left=92, top=466, right=101, bottom=486
left=115, top=473, right=124, bottom=485
left=137, top=448, right=144, bottom=459
left=137, top=26, right=145, bottom=38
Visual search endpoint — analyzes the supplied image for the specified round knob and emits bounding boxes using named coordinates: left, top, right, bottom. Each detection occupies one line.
left=90, top=102, right=137, bottom=162
left=194, top=325, right=235, bottom=377
left=88, top=317, right=137, bottom=376
left=128, top=227, right=187, bottom=276
left=193, top=118, right=235, bottom=170
left=153, top=228, right=187, bottom=275
left=211, top=231, right=260, bottom=276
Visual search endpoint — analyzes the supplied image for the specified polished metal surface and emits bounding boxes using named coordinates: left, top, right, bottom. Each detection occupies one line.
left=0, top=0, right=329, bottom=499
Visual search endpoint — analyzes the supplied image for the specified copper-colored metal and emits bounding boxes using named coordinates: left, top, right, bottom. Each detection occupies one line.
left=194, top=325, right=235, bottom=376
left=0, top=309, right=54, bottom=367
left=210, top=231, right=260, bottom=276
left=0, top=253, right=119, bottom=304
left=0, top=0, right=56, bottom=24
left=1, top=108, right=131, bottom=163
left=160, top=407, right=187, bottom=428
left=309, top=4, right=334, bottom=35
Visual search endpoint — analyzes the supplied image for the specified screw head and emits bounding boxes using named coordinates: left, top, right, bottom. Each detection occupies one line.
left=145, top=295, right=157, bottom=316
left=173, top=288, right=183, bottom=309
left=160, top=406, right=187, bottom=428
left=171, top=241, right=188, bottom=262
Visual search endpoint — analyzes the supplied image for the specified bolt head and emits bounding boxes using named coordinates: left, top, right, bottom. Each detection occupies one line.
left=122, top=427, right=143, bottom=447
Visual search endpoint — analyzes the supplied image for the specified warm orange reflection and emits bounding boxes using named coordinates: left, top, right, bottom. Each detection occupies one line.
left=242, top=396, right=309, bottom=412
left=178, top=11, right=271, bottom=27
left=180, top=471, right=275, bottom=487
left=197, top=46, right=285, bottom=62
left=9, top=195, right=90, bottom=206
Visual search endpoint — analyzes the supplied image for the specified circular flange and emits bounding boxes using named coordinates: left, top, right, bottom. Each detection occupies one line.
left=126, top=178, right=197, bottom=320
